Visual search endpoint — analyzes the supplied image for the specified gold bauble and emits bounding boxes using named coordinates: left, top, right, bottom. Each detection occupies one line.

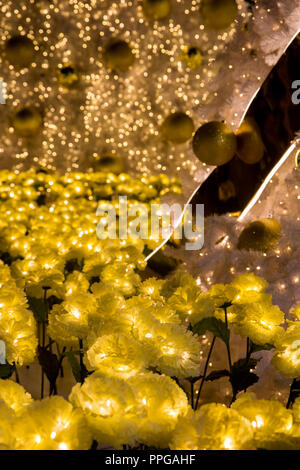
left=237, top=218, right=282, bottom=252
left=161, top=112, right=194, bottom=144
left=192, top=121, right=237, bottom=166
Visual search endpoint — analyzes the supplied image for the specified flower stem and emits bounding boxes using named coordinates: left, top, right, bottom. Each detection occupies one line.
left=194, top=336, right=216, bottom=410
left=190, top=380, right=194, bottom=409
left=224, top=306, right=232, bottom=371
left=79, top=339, right=85, bottom=384
left=286, top=378, right=297, bottom=409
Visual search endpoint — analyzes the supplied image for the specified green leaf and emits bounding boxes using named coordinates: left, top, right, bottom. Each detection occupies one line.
left=287, top=379, right=300, bottom=408
left=249, top=340, right=274, bottom=354
left=65, top=351, right=84, bottom=383
left=193, top=317, right=230, bottom=344
left=27, top=297, right=48, bottom=322
left=230, top=358, right=260, bottom=395
left=38, top=346, right=60, bottom=391
left=0, top=363, right=13, bottom=379
left=205, top=369, right=230, bottom=382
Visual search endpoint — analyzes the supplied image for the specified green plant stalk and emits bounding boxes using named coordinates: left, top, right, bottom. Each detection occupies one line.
left=194, top=335, right=216, bottom=410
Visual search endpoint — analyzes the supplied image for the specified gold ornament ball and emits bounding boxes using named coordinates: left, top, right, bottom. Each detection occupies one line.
left=142, top=0, right=172, bottom=21
left=103, top=40, right=135, bottom=73
left=200, top=0, right=238, bottom=30
left=94, top=153, right=124, bottom=174
left=161, top=112, right=194, bottom=144
left=192, top=121, right=237, bottom=166
left=4, top=35, right=35, bottom=68
left=12, top=107, right=42, bottom=137
left=236, top=117, right=265, bottom=165
left=237, top=218, right=282, bottom=252
left=57, top=65, right=79, bottom=88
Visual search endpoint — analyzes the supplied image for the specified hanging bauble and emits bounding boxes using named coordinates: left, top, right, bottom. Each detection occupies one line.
left=200, top=0, right=238, bottom=30
left=93, top=153, right=124, bottom=174
left=57, top=65, right=79, bottom=88
left=142, top=0, right=172, bottom=21
left=237, top=218, right=282, bottom=252
left=103, top=40, right=135, bottom=73
left=192, top=121, right=237, bottom=165
left=236, top=117, right=265, bottom=164
left=11, top=107, right=42, bottom=137
left=161, top=112, right=194, bottom=144
left=181, top=45, right=203, bottom=70
left=4, top=35, right=35, bottom=68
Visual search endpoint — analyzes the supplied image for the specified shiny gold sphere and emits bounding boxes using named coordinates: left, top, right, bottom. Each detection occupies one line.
left=200, top=0, right=238, bottom=30
left=192, top=121, right=237, bottom=166
left=4, top=35, right=35, bottom=68
left=161, top=112, right=194, bottom=144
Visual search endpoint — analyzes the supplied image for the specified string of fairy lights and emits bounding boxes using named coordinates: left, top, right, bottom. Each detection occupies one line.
left=0, top=0, right=294, bottom=189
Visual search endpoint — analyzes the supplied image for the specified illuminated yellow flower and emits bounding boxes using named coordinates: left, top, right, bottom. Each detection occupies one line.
left=139, top=278, right=165, bottom=300
left=0, top=310, right=37, bottom=366
left=63, top=271, right=89, bottom=298
left=232, top=296, right=284, bottom=345
left=69, top=372, right=138, bottom=449
left=86, top=333, right=150, bottom=377
left=0, top=379, right=33, bottom=415
left=152, top=324, right=201, bottom=378
left=232, top=393, right=293, bottom=447
left=100, top=262, right=141, bottom=296
left=168, top=284, right=215, bottom=326
left=161, top=271, right=197, bottom=299
left=230, top=272, right=268, bottom=304
left=128, top=372, right=189, bottom=448
left=291, top=305, right=300, bottom=321
left=13, top=396, right=92, bottom=450
left=170, top=404, right=254, bottom=450
left=89, top=282, right=125, bottom=321
left=48, top=293, right=96, bottom=344
left=207, top=283, right=239, bottom=308
left=0, top=404, right=15, bottom=449
left=272, top=323, right=300, bottom=377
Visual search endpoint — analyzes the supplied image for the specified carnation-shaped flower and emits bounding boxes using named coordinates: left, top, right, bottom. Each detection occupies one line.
left=63, top=271, right=89, bottom=298
left=116, top=295, right=160, bottom=339
left=207, top=283, right=239, bottom=308
left=0, top=261, right=15, bottom=286
left=232, top=393, right=293, bottom=447
left=168, top=284, right=215, bottom=326
left=232, top=296, right=284, bottom=345
left=13, top=396, right=91, bottom=450
left=0, top=379, right=33, bottom=415
left=230, top=273, right=268, bottom=304
left=69, top=372, right=138, bottom=449
left=128, top=372, right=189, bottom=448
left=170, top=403, right=254, bottom=450
left=272, top=323, right=300, bottom=377
left=160, top=271, right=197, bottom=300
left=48, top=301, right=88, bottom=346
left=291, top=305, right=300, bottom=321
left=100, top=261, right=141, bottom=296
left=86, top=333, right=151, bottom=377
left=89, top=283, right=125, bottom=322
left=0, top=311, right=37, bottom=366
left=11, top=258, right=64, bottom=299
left=0, top=403, right=15, bottom=450
left=151, top=323, right=201, bottom=378
left=138, top=278, right=165, bottom=300
left=148, top=302, right=181, bottom=325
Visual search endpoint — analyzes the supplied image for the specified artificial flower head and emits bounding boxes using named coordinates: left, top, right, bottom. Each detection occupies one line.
left=170, top=403, right=254, bottom=450
left=13, top=396, right=91, bottom=450
left=69, top=372, right=138, bottom=449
